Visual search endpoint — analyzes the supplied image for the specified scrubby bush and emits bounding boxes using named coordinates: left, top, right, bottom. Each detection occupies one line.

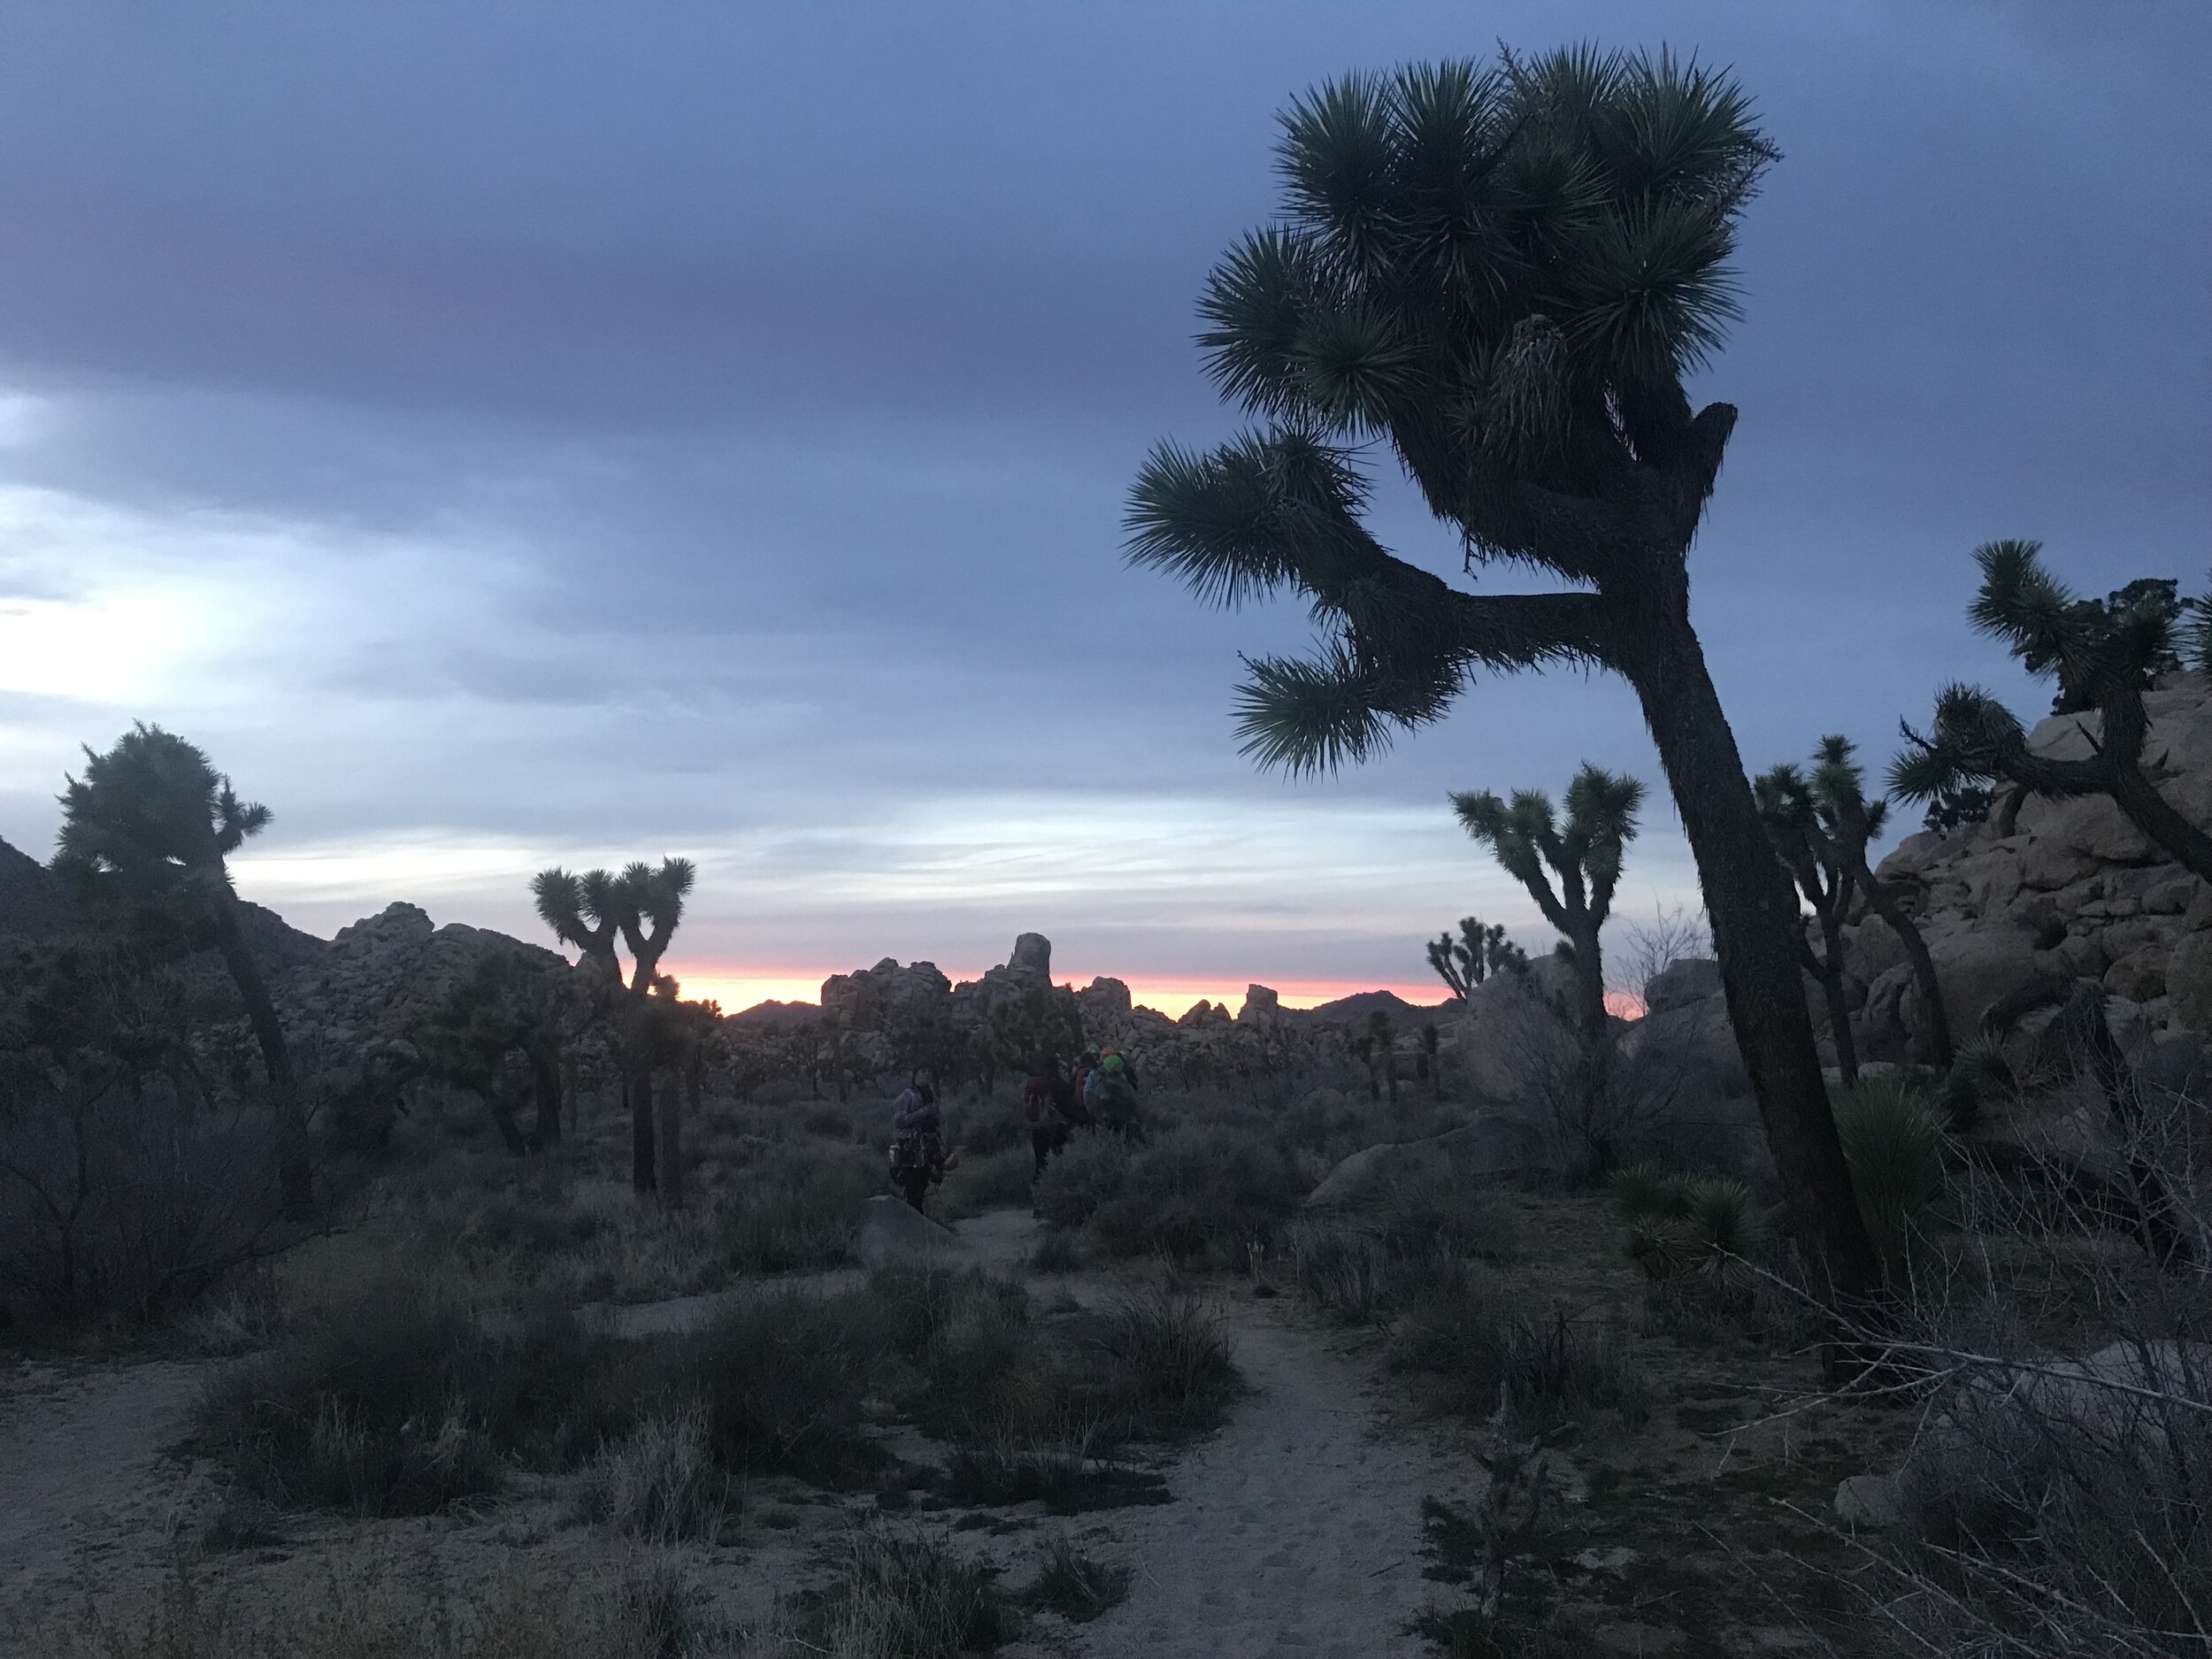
left=1388, top=1263, right=1645, bottom=1425
left=1081, top=1290, right=1243, bottom=1438
left=765, top=1527, right=1002, bottom=1659
left=718, top=1143, right=879, bottom=1273
left=42, top=1550, right=719, bottom=1659
left=1033, top=1534, right=1130, bottom=1623
left=938, top=1146, right=1035, bottom=1219
left=197, top=1278, right=634, bottom=1514
left=1283, top=1175, right=1519, bottom=1326
left=680, top=1286, right=893, bottom=1486
left=1033, top=1130, right=1133, bottom=1229
left=575, top=1402, right=732, bottom=1543
left=1085, top=1126, right=1310, bottom=1261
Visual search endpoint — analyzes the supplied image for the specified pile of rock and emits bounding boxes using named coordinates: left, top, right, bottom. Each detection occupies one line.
left=1841, top=672, right=2212, bottom=1090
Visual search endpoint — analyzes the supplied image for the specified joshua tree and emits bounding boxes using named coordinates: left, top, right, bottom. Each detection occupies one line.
left=415, top=953, right=570, bottom=1155
left=1787, top=736, right=1954, bottom=1071
left=1756, top=760, right=1864, bottom=1086
left=1455, top=766, right=1641, bottom=1169
left=1893, top=541, right=2212, bottom=885
left=52, top=725, right=311, bottom=1215
left=1426, top=917, right=1529, bottom=1001
left=532, top=856, right=695, bottom=1194
left=1125, top=49, right=1877, bottom=1298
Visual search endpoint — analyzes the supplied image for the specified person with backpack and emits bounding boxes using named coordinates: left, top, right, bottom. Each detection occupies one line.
left=1023, top=1058, right=1072, bottom=1178
left=887, top=1079, right=945, bottom=1212
left=1084, top=1048, right=1141, bottom=1139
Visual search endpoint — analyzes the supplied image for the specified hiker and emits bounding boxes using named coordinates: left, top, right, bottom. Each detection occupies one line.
left=887, top=1079, right=945, bottom=1212
left=1023, top=1059, right=1076, bottom=1177
left=1082, top=1048, right=1142, bottom=1139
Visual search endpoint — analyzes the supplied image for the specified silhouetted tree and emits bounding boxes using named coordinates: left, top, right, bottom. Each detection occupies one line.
left=1756, top=757, right=1864, bottom=1087
left=1893, top=541, right=2212, bottom=885
left=532, top=856, right=695, bottom=1194
left=1455, top=766, right=1641, bottom=1169
left=1125, top=49, right=1877, bottom=1299
left=1426, top=917, right=1528, bottom=1001
left=52, top=725, right=311, bottom=1215
left=415, top=953, right=570, bottom=1155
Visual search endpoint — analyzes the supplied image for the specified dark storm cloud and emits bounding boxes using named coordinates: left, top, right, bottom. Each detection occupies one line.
left=0, top=1, right=2206, bottom=999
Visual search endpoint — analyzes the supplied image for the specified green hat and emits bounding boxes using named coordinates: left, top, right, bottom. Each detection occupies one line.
left=1102, top=1054, right=1124, bottom=1073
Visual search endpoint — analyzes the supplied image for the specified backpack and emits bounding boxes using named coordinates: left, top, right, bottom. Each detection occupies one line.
left=1081, top=1066, right=1106, bottom=1110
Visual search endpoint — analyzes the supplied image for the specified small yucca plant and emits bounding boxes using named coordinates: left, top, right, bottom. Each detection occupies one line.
left=1609, top=1166, right=1759, bottom=1282
left=1832, top=1075, right=1947, bottom=1282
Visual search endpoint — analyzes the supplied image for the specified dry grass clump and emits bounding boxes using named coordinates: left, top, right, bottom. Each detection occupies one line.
left=575, top=1402, right=733, bottom=1543
left=937, top=1146, right=1037, bottom=1219
left=1031, top=1533, right=1130, bottom=1623
left=677, top=1285, right=896, bottom=1488
left=1388, top=1268, right=1647, bottom=1425
left=758, top=1527, right=1002, bottom=1659
left=196, top=1273, right=634, bottom=1514
left=40, top=1549, right=721, bottom=1659
left=715, top=1142, right=879, bottom=1274
left=1283, top=1174, right=1521, bottom=1325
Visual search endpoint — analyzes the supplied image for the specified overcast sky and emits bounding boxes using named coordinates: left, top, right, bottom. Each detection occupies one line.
left=0, top=2, right=2206, bottom=1012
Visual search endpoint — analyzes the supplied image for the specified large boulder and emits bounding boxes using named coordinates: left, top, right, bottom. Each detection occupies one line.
left=857, top=1194, right=956, bottom=1267
left=1304, top=1118, right=1538, bottom=1209
left=1643, top=957, right=1722, bottom=1015
left=1455, top=956, right=1580, bottom=1102
left=1910, top=926, right=2050, bottom=1043
left=1237, top=984, right=1283, bottom=1025
left=1007, top=932, right=1052, bottom=979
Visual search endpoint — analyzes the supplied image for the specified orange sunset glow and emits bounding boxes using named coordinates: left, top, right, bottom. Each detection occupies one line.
left=670, top=964, right=1649, bottom=1023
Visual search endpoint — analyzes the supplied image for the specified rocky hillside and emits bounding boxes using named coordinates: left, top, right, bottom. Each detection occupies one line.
left=1843, top=671, right=2212, bottom=1089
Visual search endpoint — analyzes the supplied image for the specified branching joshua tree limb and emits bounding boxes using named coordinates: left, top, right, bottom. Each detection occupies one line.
left=1425, top=916, right=1528, bottom=1001
left=1126, top=49, right=1878, bottom=1302
left=1756, top=761, right=1863, bottom=1087
left=1455, top=764, right=1642, bottom=1172
left=1801, top=736, right=1955, bottom=1071
left=53, top=725, right=312, bottom=1216
left=1892, top=541, right=2212, bottom=885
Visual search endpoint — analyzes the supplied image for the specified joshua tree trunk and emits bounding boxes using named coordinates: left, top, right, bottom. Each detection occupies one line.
left=528, top=1047, right=563, bottom=1150
left=659, top=1051, right=694, bottom=1210
left=1617, top=604, right=1878, bottom=1305
left=1566, top=923, right=1617, bottom=1175
left=628, top=1066, right=657, bottom=1194
left=1808, top=916, right=1860, bottom=1087
left=211, top=900, right=312, bottom=1216
left=1849, top=855, right=1955, bottom=1071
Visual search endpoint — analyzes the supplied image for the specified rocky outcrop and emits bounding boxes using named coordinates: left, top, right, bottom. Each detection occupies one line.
left=820, top=957, right=955, bottom=1027
left=1237, top=984, right=1284, bottom=1024
left=274, top=900, right=565, bottom=1056
left=1848, top=672, right=2212, bottom=1073
left=1304, top=1117, right=1539, bottom=1207
left=0, top=833, right=73, bottom=955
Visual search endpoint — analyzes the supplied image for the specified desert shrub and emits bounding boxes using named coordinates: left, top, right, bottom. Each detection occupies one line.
left=937, top=1146, right=1035, bottom=1219
left=679, top=1286, right=891, bottom=1486
left=1029, top=1230, right=1087, bottom=1273
left=1389, top=1266, right=1645, bottom=1425
left=197, top=1279, right=635, bottom=1514
left=459, top=1187, right=602, bottom=1260
left=1032, top=1130, right=1133, bottom=1229
left=1087, top=1126, right=1309, bottom=1261
left=1832, top=1074, right=1947, bottom=1280
left=0, top=1084, right=293, bottom=1325
left=766, top=1528, right=1002, bottom=1659
left=42, top=1550, right=718, bottom=1659
left=718, top=1143, right=879, bottom=1273
left=1282, top=1176, right=1518, bottom=1326
left=576, top=1402, right=732, bottom=1543
left=1032, top=1535, right=1130, bottom=1623
left=1079, top=1289, right=1243, bottom=1438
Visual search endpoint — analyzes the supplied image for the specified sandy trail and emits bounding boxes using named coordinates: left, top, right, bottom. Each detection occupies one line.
left=0, top=1358, right=215, bottom=1620
left=1048, top=1296, right=1474, bottom=1659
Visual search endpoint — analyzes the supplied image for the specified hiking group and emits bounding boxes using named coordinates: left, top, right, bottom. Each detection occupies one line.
left=886, top=1047, right=1141, bottom=1216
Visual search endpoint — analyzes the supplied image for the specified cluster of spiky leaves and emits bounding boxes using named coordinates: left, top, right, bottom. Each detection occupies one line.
left=1127, top=47, right=1777, bottom=772
left=415, top=953, right=566, bottom=1097
left=1755, top=736, right=1888, bottom=908
left=1425, top=915, right=1529, bottom=999
left=1891, top=541, right=2206, bottom=803
left=52, top=723, right=270, bottom=945
left=1451, top=764, right=1643, bottom=937
left=530, top=857, right=695, bottom=989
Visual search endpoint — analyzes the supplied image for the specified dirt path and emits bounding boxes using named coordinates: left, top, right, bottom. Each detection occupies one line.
left=1041, top=1295, right=1476, bottom=1659
left=0, top=1357, right=216, bottom=1621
